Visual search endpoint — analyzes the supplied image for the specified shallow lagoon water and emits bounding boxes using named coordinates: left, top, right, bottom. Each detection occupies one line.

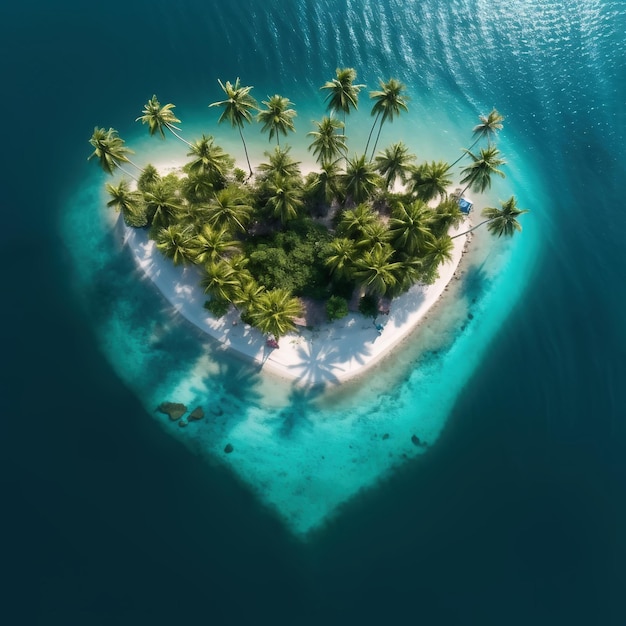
left=62, top=109, right=541, bottom=534
left=4, top=0, right=624, bottom=621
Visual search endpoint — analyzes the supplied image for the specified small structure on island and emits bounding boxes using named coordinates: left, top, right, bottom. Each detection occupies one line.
left=458, top=196, right=473, bottom=215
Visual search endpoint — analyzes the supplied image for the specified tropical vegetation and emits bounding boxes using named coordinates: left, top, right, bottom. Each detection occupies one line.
left=89, top=70, right=528, bottom=342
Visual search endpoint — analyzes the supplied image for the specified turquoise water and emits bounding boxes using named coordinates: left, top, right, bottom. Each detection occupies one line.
left=3, top=0, right=625, bottom=622
left=60, top=14, right=544, bottom=534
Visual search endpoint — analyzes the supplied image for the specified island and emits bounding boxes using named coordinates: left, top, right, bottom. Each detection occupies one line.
left=88, top=70, right=528, bottom=387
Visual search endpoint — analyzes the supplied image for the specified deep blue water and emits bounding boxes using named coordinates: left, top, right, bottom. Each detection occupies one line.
left=1, top=1, right=626, bottom=624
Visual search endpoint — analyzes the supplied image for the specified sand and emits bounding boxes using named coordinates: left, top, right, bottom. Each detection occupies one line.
left=122, top=218, right=469, bottom=387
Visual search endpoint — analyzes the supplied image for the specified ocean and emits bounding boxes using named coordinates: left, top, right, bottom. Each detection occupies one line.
left=1, top=0, right=625, bottom=624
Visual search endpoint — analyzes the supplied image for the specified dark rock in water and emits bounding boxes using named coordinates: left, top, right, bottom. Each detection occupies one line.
left=411, top=434, right=428, bottom=447
left=189, top=406, right=205, bottom=421
left=157, top=402, right=187, bottom=421
left=382, top=433, right=390, bottom=440
left=224, top=443, right=234, bottom=454
left=211, top=406, right=224, bottom=416
left=178, top=417, right=188, bottom=428
left=468, top=312, right=474, bottom=320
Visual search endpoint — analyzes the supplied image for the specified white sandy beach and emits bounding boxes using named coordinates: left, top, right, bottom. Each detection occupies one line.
left=122, top=218, right=470, bottom=387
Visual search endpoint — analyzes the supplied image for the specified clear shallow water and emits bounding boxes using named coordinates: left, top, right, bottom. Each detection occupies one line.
left=2, top=0, right=625, bottom=623
left=60, top=53, right=541, bottom=534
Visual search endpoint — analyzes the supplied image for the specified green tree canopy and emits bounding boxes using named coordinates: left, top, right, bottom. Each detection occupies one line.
left=154, top=225, right=195, bottom=266
left=185, top=134, right=233, bottom=182
left=136, top=95, right=191, bottom=146
left=248, top=288, right=303, bottom=339
left=210, top=78, right=259, bottom=177
left=307, top=117, right=347, bottom=164
left=459, top=144, right=506, bottom=195
left=88, top=127, right=136, bottom=178
left=256, top=145, right=302, bottom=182
left=343, top=154, right=379, bottom=204
left=407, top=160, right=453, bottom=202
left=189, top=224, right=239, bottom=265
left=365, top=78, right=409, bottom=160
left=257, top=94, right=297, bottom=146
left=388, top=199, right=434, bottom=256
left=105, top=179, right=146, bottom=227
left=207, top=186, right=253, bottom=234
left=264, top=174, right=304, bottom=224
left=374, top=141, right=416, bottom=190
left=321, top=67, right=365, bottom=127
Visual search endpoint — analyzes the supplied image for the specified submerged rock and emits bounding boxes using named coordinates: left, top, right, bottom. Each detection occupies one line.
left=189, top=406, right=205, bottom=421
left=157, top=402, right=187, bottom=421
left=211, top=405, right=224, bottom=417
left=224, top=443, right=234, bottom=454
left=178, top=417, right=188, bottom=428
left=411, top=434, right=428, bottom=447
left=382, top=433, right=390, bottom=440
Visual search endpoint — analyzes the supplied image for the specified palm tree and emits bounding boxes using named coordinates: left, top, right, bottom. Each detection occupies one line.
left=256, top=145, right=301, bottom=181
left=365, top=78, right=409, bottom=160
left=181, top=172, right=216, bottom=204
left=306, top=159, right=343, bottom=207
left=232, top=272, right=264, bottom=313
left=359, top=221, right=392, bottom=252
left=338, top=203, right=378, bottom=239
left=248, top=288, right=303, bottom=340
left=307, top=117, right=347, bottom=164
left=137, top=163, right=161, bottom=192
left=451, top=196, right=529, bottom=239
left=450, top=108, right=505, bottom=168
left=459, top=144, right=506, bottom=195
left=423, top=235, right=454, bottom=267
left=154, top=224, right=195, bottom=266
left=105, top=179, right=146, bottom=227
left=354, top=244, right=404, bottom=297
left=136, top=95, right=191, bottom=147
left=407, top=160, right=453, bottom=202
left=144, top=182, right=182, bottom=229
left=428, top=198, right=464, bottom=238
left=343, top=154, right=379, bottom=204
left=324, top=237, right=359, bottom=280
left=189, top=224, right=239, bottom=265
left=88, top=127, right=138, bottom=179
left=264, top=174, right=303, bottom=224
left=200, top=259, right=240, bottom=303
left=388, top=199, right=434, bottom=256
left=210, top=78, right=258, bottom=177
left=257, top=94, right=297, bottom=146
left=374, top=141, right=416, bottom=190
left=321, top=67, right=365, bottom=129
left=185, top=134, right=234, bottom=182
left=206, top=186, right=253, bottom=234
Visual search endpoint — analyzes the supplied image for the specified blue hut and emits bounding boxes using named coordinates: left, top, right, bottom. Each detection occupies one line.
left=458, top=197, right=473, bottom=214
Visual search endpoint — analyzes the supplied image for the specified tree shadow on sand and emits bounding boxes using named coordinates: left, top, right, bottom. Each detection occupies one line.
left=290, top=326, right=374, bottom=387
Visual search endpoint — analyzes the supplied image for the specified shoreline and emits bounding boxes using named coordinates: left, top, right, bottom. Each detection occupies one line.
left=122, top=216, right=470, bottom=388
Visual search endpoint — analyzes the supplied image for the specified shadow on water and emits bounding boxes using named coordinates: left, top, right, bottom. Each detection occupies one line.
left=458, top=259, right=492, bottom=305
left=270, top=385, right=325, bottom=438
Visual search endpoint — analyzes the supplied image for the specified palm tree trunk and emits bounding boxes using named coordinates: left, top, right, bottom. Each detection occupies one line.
left=127, top=158, right=144, bottom=173
left=116, top=163, right=139, bottom=182
left=450, top=218, right=493, bottom=239
left=165, top=123, right=193, bottom=148
left=364, top=112, right=381, bottom=159
left=370, top=121, right=385, bottom=161
left=238, top=125, right=253, bottom=177
left=449, top=136, right=481, bottom=168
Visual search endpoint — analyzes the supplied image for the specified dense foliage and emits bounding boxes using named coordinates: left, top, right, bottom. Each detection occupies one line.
left=90, top=72, right=527, bottom=339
